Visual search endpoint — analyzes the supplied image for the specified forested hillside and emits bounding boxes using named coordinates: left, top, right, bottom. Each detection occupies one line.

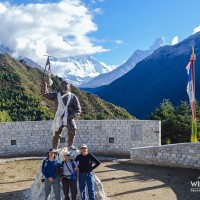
left=0, top=54, right=134, bottom=122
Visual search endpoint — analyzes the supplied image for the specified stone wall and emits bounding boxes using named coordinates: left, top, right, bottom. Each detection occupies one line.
left=130, top=142, right=200, bottom=170
left=0, top=120, right=160, bottom=157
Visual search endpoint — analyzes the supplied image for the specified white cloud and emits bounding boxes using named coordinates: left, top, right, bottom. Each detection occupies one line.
left=0, top=3, right=6, bottom=13
left=93, top=8, right=103, bottom=14
left=0, top=0, right=107, bottom=65
left=171, top=36, right=178, bottom=45
left=115, top=40, right=123, bottom=44
left=91, top=0, right=105, bottom=4
left=193, top=25, right=200, bottom=34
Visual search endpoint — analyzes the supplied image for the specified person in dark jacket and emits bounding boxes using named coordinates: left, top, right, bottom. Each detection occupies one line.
left=41, top=80, right=81, bottom=149
left=41, top=148, right=61, bottom=200
left=75, top=144, right=100, bottom=200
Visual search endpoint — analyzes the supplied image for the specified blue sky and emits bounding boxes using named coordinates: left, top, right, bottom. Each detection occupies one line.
left=87, top=0, right=200, bottom=65
left=1, top=0, right=200, bottom=66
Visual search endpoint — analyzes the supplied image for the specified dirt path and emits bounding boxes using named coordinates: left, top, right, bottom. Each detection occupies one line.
left=95, top=161, right=199, bottom=200
left=0, top=159, right=199, bottom=200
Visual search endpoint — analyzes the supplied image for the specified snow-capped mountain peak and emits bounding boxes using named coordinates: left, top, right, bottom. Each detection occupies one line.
left=50, top=55, right=116, bottom=86
left=81, top=37, right=165, bottom=88
left=0, top=44, right=116, bottom=86
left=150, top=37, right=165, bottom=51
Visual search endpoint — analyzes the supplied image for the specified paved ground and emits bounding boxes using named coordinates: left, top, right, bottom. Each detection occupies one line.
left=0, top=158, right=199, bottom=200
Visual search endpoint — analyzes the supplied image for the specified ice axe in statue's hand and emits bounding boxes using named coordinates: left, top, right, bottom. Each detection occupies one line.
left=43, top=55, right=54, bottom=87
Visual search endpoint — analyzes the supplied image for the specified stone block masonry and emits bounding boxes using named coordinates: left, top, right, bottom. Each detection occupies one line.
left=0, top=120, right=160, bottom=157
left=130, top=142, right=200, bottom=170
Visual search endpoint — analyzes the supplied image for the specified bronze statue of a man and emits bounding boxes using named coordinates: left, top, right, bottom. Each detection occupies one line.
left=41, top=80, right=81, bottom=150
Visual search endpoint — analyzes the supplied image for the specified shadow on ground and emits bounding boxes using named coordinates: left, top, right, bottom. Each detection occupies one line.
left=0, top=189, right=29, bottom=200
left=0, top=179, right=35, bottom=184
left=104, top=162, right=200, bottom=200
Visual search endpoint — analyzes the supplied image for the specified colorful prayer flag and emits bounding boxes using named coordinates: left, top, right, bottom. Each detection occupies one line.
left=186, top=52, right=198, bottom=142
left=186, top=61, right=196, bottom=120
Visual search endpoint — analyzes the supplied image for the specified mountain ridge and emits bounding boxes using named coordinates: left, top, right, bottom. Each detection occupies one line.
left=81, top=37, right=165, bottom=88
left=50, top=54, right=116, bottom=86
left=0, top=44, right=116, bottom=86
left=96, top=32, right=200, bottom=119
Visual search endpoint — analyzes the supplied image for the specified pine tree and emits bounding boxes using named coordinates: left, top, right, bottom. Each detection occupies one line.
left=0, top=110, right=12, bottom=122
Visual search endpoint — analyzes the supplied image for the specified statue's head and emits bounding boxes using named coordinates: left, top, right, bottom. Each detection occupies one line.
left=60, top=80, right=71, bottom=93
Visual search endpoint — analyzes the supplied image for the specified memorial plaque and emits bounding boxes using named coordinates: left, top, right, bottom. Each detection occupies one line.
left=11, top=140, right=16, bottom=145
left=131, top=125, right=142, bottom=141
left=109, top=137, right=114, bottom=143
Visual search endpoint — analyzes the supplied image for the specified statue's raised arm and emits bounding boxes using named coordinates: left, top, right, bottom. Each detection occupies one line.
left=41, top=79, right=57, bottom=101
left=41, top=56, right=57, bottom=101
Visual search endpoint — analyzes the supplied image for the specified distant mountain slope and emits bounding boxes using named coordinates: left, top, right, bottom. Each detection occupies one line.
left=97, top=32, right=200, bottom=119
left=0, top=44, right=13, bottom=54
left=81, top=37, right=165, bottom=88
left=0, top=44, right=43, bottom=70
left=0, top=54, right=134, bottom=121
left=50, top=55, right=116, bottom=86
left=0, top=44, right=117, bottom=86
